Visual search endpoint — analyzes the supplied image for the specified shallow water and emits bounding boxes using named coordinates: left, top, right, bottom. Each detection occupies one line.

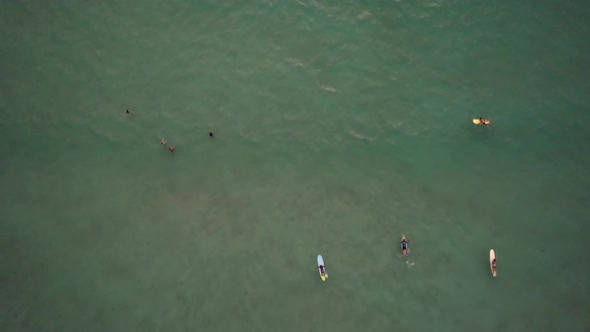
left=1, top=1, right=589, bottom=331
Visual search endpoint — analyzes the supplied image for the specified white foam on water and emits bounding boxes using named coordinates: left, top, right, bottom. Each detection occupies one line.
left=286, top=57, right=305, bottom=68
left=357, top=10, right=371, bottom=20
left=319, top=84, right=337, bottom=92
left=349, top=131, right=374, bottom=141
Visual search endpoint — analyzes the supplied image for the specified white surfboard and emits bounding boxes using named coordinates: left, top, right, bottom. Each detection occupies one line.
left=489, top=249, right=497, bottom=277
left=317, top=255, right=328, bottom=281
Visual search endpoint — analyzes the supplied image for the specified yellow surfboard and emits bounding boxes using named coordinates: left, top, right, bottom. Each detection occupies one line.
left=473, top=118, right=491, bottom=125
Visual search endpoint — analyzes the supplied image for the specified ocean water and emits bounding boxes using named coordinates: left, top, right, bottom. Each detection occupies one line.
left=1, top=1, right=589, bottom=331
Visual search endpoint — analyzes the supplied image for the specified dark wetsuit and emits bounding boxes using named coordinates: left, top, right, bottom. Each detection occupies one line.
left=401, top=240, right=407, bottom=250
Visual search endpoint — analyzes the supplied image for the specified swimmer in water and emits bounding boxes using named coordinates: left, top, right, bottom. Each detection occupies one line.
left=168, top=145, right=175, bottom=152
left=209, top=131, right=214, bottom=138
left=125, top=109, right=135, bottom=115
left=161, top=138, right=166, bottom=145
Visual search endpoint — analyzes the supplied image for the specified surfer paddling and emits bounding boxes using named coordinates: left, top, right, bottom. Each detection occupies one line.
left=401, top=237, right=409, bottom=256
left=473, top=117, right=491, bottom=125
left=491, top=258, right=497, bottom=275
left=317, top=255, right=328, bottom=281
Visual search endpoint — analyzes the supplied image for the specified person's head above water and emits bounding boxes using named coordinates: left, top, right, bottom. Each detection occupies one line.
left=209, top=131, right=214, bottom=138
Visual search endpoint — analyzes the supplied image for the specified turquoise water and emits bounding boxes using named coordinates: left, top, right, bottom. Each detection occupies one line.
left=1, top=1, right=589, bottom=331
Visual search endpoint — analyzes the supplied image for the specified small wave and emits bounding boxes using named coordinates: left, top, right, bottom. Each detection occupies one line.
left=319, top=85, right=337, bottom=92
left=339, top=44, right=358, bottom=51
left=357, top=10, right=371, bottom=20
left=286, top=57, right=305, bottom=68
left=349, top=130, right=374, bottom=141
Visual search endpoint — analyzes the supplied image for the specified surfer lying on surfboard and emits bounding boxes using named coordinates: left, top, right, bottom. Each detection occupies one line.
left=401, top=237, right=409, bottom=256
left=319, top=264, right=328, bottom=279
left=491, top=258, right=497, bottom=275
left=473, top=117, right=491, bottom=125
